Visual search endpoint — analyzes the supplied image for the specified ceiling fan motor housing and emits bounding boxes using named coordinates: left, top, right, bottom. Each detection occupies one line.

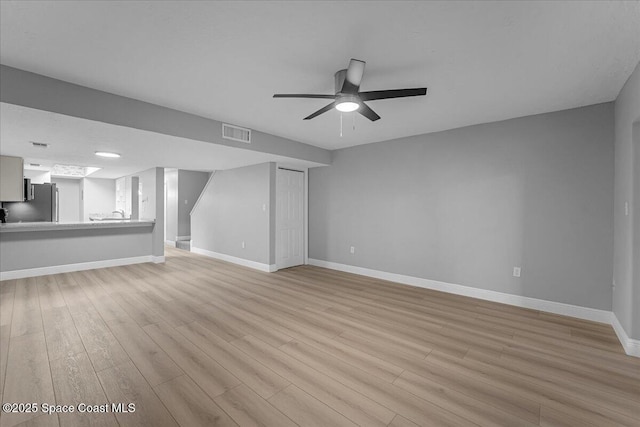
left=334, top=69, right=360, bottom=110
left=334, top=69, right=348, bottom=94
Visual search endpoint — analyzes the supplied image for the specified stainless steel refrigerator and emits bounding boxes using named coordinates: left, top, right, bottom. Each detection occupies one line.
left=2, top=183, right=59, bottom=222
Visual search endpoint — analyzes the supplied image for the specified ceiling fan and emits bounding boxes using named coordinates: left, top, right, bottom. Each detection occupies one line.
left=273, top=58, right=427, bottom=122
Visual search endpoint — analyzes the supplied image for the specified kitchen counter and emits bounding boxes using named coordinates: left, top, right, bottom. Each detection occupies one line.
left=1, top=218, right=162, bottom=280
left=0, top=219, right=155, bottom=233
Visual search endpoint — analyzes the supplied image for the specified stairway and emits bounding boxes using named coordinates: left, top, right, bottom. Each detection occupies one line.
left=176, top=240, right=190, bottom=251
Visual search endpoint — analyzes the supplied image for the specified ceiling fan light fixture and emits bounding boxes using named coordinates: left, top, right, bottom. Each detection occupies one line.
left=335, top=94, right=360, bottom=113
left=335, top=101, right=360, bottom=112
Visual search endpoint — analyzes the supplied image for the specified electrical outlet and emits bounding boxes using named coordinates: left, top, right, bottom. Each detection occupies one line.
left=262, top=204, right=266, bottom=211
left=350, top=246, right=355, bottom=254
left=513, top=267, right=521, bottom=277
left=241, top=241, right=245, bottom=249
left=184, top=199, right=188, bottom=204
left=625, top=201, right=629, bottom=216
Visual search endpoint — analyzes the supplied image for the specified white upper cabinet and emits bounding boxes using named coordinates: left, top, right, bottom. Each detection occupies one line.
left=0, top=155, right=24, bottom=202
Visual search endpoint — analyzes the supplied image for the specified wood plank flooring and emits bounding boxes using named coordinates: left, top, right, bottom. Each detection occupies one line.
left=0, top=246, right=638, bottom=427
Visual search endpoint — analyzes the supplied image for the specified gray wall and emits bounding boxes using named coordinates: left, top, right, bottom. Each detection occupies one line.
left=0, top=65, right=331, bottom=165
left=123, top=167, right=164, bottom=257
left=135, top=167, right=158, bottom=221
left=613, top=60, right=640, bottom=339
left=310, top=103, right=614, bottom=311
left=165, top=169, right=178, bottom=241
left=177, top=170, right=209, bottom=238
left=634, top=123, right=640, bottom=339
left=146, top=168, right=164, bottom=257
left=191, top=163, right=274, bottom=265
left=269, top=165, right=277, bottom=265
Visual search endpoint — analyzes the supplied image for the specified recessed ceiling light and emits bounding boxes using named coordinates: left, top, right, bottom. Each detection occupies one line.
left=95, top=151, right=120, bottom=158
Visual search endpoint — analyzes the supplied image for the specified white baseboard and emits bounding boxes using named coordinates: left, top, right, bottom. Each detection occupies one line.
left=307, top=259, right=613, bottom=324
left=0, top=255, right=158, bottom=280
left=165, top=240, right=176, bottom=247
left=191, top=247, right=277, bottom=272
left=611, top=314, right=640, bottom=357
left=151, top=256, right=165, bottom=264
left=308, top=258, right=640, bottom=358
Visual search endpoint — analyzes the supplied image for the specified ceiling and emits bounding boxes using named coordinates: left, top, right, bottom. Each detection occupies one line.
left=1, top=1, right=639, bottom=152
left=0, top=103, right=324, bottom=179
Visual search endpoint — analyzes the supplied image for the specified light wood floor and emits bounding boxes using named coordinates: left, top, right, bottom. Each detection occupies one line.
left=1, top=247, right=639, bottom=427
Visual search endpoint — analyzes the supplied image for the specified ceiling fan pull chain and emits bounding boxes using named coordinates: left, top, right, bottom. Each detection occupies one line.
left=340, top=112, right=343, bottom=137
left=353, top=113, right=356, bottom=131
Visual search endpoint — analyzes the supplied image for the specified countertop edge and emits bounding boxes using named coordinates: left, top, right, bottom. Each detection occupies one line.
left=0, top=220, right=156, bottom=233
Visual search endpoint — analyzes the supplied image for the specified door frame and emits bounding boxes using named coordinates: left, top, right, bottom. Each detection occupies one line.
left=275, top=163, right=308, bottom=270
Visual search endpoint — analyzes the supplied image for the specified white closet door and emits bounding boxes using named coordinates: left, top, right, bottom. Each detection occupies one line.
left=276, top=168, right=304, bottom=269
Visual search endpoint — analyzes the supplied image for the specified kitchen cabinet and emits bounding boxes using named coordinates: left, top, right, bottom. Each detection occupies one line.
left=0, top=155, right=24, bottom=201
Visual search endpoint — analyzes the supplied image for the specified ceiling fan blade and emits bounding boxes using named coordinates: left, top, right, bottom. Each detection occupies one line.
left=359, top=88, right=427, bottom=101
left=341, top=59, right=366, bottom=93
left=358, top=102, right=381, bottom=121
left=304, top=102, right=337, bottom=120
left=273, top=94, right=336, bottom=99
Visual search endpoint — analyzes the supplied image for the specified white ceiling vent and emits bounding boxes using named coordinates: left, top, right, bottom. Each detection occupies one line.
left=222, top=123, right=251, bottom=143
